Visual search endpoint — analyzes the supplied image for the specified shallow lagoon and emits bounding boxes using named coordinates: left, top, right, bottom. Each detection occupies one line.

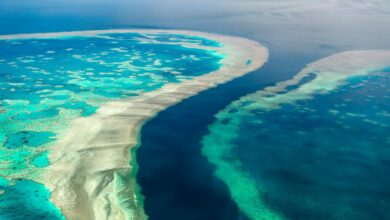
left=0, top=32, right=224, bottom=219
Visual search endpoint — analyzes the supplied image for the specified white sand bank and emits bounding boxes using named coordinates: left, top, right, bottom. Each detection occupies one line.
left=246, top=50, right=390, bottom=110
left=0, top=29, right=268, bottom=220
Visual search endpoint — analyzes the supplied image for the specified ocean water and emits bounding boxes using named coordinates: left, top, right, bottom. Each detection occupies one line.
left=202, top=66, right=390, bottom=220
left=0, top=31, right=224, bottom=219
left=1, top=1, right=390, bottom=220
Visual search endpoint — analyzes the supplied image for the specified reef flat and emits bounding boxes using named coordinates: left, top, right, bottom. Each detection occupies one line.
left=202, top=50, right=390, bottom=220
left=0, top=29, right=268, bottom=219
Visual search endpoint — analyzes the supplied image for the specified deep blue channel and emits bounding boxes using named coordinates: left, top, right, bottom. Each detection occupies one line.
left=136, top=50, right=321, bottom=220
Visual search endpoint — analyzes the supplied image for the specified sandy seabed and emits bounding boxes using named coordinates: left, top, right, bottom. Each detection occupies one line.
left=0, top=29, right=268, bottom=220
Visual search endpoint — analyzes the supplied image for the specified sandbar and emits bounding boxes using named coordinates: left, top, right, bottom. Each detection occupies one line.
left=0, top=29, right=268, bottom=220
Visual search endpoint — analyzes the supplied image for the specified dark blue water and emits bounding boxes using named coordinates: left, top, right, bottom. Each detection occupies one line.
left=136, top=51, right=320, bottom=219
left=1, top=1, right=390, bottom=219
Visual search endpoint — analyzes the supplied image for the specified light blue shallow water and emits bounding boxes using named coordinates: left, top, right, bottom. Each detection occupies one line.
left=0, top=31, right=224, bottom=219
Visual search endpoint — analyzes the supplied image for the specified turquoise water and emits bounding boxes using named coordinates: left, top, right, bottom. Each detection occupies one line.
left=1, top=1, right=390, bottom=219
left=0, top=31, right=224, bottom=219
left=203, top=66, right=390, bottom=219
left=0, top=178, right=64, bottom=220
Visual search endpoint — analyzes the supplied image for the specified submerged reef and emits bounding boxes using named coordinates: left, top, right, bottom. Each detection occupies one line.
left=0, top=29, right=267, bottom=219
left=202, top=50, right=390, bottom=220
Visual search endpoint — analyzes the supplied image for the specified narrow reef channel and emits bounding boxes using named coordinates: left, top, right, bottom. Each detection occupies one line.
left=135, top=50, right=322, bottom=220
